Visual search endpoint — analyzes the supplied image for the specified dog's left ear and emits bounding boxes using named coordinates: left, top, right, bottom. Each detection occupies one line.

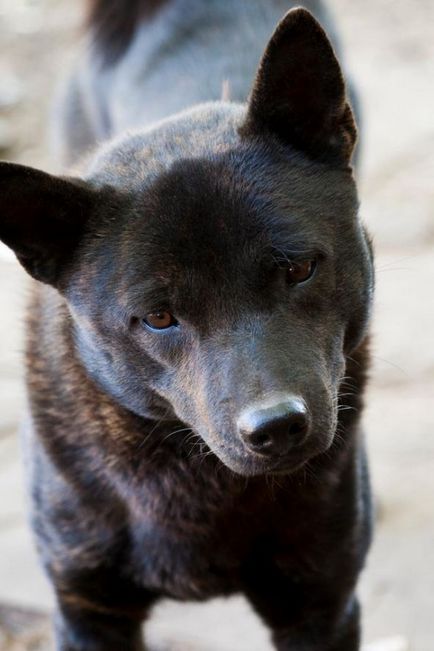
left=241, top=8, right=357, bottom=166
left=0, top=162, right=96, bottom=286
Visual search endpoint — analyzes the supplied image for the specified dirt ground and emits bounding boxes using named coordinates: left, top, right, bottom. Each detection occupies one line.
left=0, top=0, right=433, bottom=650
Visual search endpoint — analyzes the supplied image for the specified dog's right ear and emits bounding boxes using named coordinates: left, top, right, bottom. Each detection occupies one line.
left=0, top=162, right=96, bottom=286
left=241, top=8, right=357, bottom=166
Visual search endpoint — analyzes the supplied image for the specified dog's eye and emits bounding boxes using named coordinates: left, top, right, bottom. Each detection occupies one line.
left=287, top=260, right=316, bottom=285
left=142, top=311, right=178, bottom=331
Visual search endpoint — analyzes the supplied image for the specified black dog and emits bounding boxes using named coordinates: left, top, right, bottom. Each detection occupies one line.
left=0, top=2, right=374, bottom=649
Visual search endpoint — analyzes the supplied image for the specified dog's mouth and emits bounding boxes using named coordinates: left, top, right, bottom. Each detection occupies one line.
left=195, top=395, right=337, bottom=477
left=160, top=388, right=338, bottom=477
left=199, top=430, right=334, bottom=478
left=225, top=453, right=308, bottom=477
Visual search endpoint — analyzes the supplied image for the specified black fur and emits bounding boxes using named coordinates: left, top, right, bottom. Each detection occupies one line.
left=87, top=0, right=168, bottom=64
left=0, top=7, right=374, bottom=650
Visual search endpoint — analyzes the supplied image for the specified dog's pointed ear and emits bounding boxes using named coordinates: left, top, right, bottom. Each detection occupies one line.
left=241, top=8, right=357, bottom=165
left=0, top=162, right=96, bottom=286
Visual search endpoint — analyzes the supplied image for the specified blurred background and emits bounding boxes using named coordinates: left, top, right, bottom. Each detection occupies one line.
left=0, top=0, right=433, bottom=649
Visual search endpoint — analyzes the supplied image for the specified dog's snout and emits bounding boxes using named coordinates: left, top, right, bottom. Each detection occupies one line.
left=237, top=398, right=310, bottom=457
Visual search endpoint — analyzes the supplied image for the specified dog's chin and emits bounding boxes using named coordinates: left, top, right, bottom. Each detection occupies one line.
left=210, top=444, right=327, bottom=478
left=227, top=456, right=309, bottom=478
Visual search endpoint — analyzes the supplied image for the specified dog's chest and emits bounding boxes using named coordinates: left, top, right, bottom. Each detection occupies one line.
left=125, top=467, right=314, bottom=601
left=125, top=471, right=271, bottom=599
left=130, top=517, right=242, bottom=600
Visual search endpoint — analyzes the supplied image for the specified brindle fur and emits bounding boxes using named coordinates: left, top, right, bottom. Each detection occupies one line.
left=1, top=3, right=374, bottom=650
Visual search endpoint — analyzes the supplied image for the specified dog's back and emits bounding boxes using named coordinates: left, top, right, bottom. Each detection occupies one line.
left=55, top=0, right=341, bottom=166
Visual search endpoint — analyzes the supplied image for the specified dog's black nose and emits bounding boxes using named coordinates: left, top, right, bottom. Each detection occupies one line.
left=237, top=398, right=310, bottom=457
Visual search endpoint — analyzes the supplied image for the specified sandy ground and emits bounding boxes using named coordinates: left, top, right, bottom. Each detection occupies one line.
left=0, top=0, right=433, bottom=649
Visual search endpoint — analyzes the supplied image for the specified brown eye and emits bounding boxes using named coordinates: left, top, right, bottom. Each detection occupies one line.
left=287, top=259, right=316, bottom=285
left=142, top=311, right=177, bottom=330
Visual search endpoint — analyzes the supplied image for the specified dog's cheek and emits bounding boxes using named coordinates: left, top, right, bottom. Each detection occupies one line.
left=336, top=228, right=375, bottom=353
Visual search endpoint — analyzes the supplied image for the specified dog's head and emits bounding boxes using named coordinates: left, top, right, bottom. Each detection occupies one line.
left=0, top=9, right=374, bottom=476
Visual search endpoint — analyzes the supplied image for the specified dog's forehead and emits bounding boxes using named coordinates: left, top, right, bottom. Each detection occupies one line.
left=87, top=103, right=244, bottom=186
left=118, top=145, right=358, bottom=260
left=85, top=108, right=359, bottom=318
left=87, top=103, right=357, bottom=220
left=102, top=152, right=357, bottom=319
left=116, top=157, right=275, bottom=311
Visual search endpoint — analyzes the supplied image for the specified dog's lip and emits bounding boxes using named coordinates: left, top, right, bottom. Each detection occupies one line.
left=209, top=426, right=336, bottom=476
left=215, top=443, right=319, bottom=477
left=247, top=452, right=311, bottom=475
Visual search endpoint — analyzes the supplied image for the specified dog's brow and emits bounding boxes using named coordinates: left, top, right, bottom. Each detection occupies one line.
left=269, top=243, right=330, bottom=265
left=122, top=282, right=171, bottom=316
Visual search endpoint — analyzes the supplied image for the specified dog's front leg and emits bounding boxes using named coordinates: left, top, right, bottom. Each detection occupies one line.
left=54, top=599, right=148, bottom=651
left=245, top=580, right=360, bottom=651
left=271, top=599, right=360, bottom=651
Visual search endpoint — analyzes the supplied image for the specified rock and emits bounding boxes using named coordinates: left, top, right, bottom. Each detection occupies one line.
left=0, top=73, right=24, bottom=111
left=0, top=118, right=15, bottom=153
left=0, top=604, right=50, bottom=650
left=364, top=636, right=410, bottom=651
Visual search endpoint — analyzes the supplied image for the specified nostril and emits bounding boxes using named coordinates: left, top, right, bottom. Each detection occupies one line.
left=249, top=430, right=273, bottom=450
left=288, top=414, right=309, bottom=438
